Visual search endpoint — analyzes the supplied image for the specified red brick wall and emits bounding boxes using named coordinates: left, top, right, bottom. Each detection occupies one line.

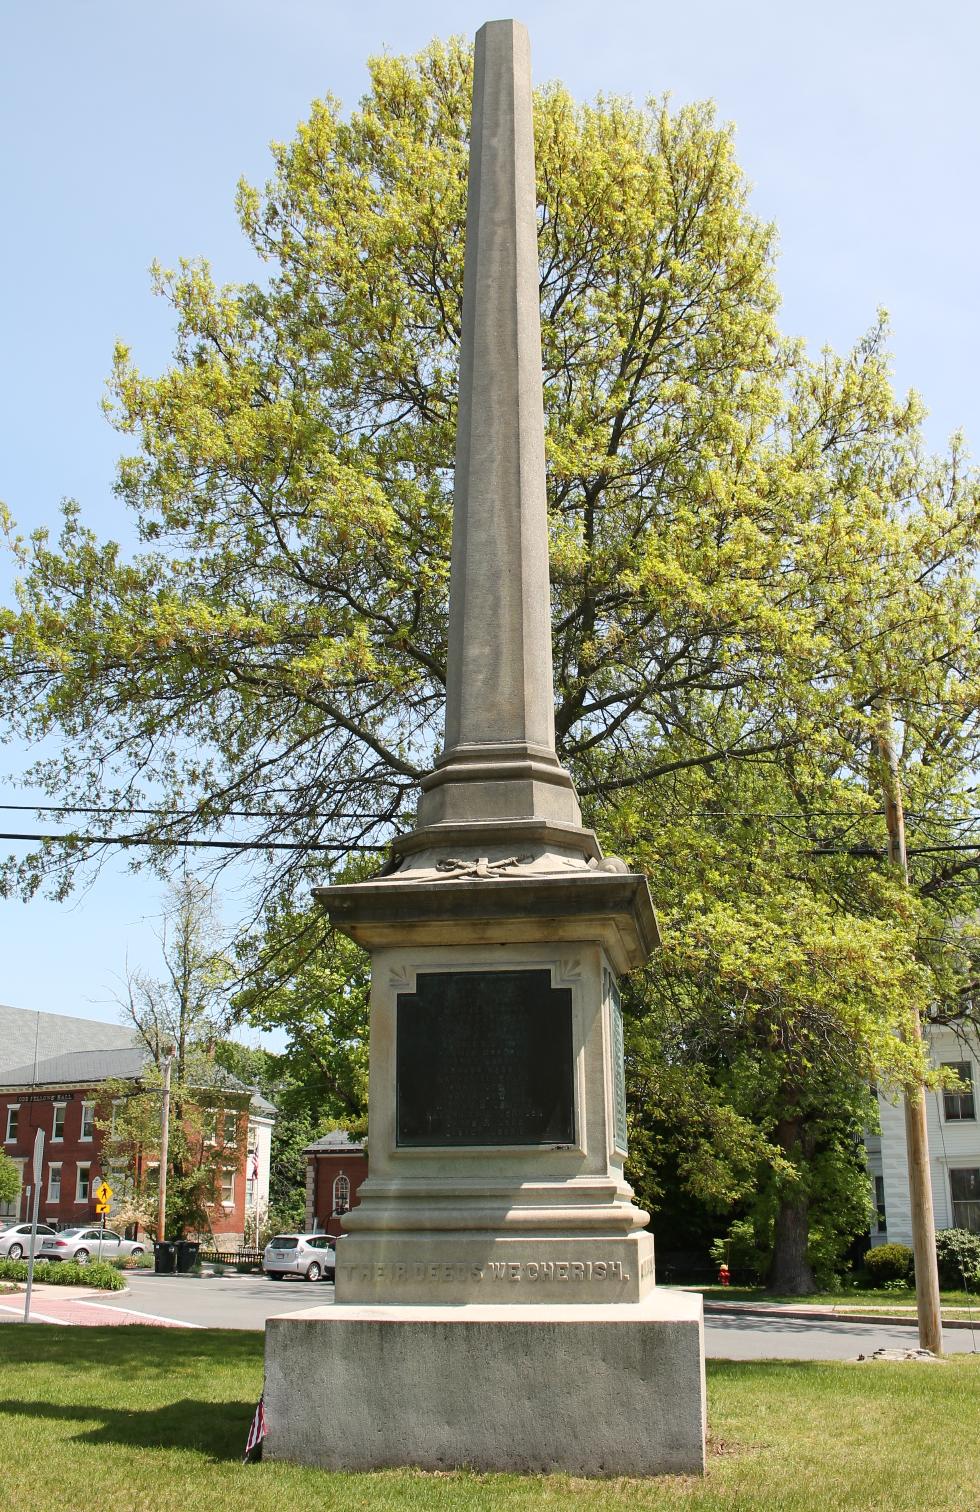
left=0, top=1087, right=105, bottom=1227
left=0, top=1085, right=250, bottom=1238
left=206, top=1109, right=249, bottom=1238
left=309, top=1150, right=368, bottom=1237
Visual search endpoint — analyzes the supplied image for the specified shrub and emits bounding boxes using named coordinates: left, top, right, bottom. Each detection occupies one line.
left=935, top=1229, right=980, bottom=1288
left=864, top=1243, right=914, bottom=1286
left=0, top=1257, right=125, bottom=1290
left=710, top=1219, right=769, bottom=1283
left=113, top=1251, right=154, bottom=1271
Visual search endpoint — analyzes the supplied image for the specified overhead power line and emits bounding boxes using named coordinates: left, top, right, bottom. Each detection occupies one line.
left=7, top=799, right=980, bottom=826
left=0, top=831, right=387, bottom=853
left=0, top=802, right=381, bottom=821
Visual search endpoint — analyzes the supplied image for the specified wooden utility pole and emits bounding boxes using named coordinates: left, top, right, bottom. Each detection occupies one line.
left=157, top=1046, right=176, bottom=1242
left=877, top=724, right=943, bottom=1355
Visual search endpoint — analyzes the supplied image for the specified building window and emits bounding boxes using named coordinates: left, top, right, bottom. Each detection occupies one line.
left=244, top=1143, right=259, bottom=1207
left=76, top=1163, right=91, bottom=1202
left=47, top=1163, right=62, bottom=1202
left=332, top=1173, right=351, bottom=1215
left=942, top=1062, right=975, bottom=1122
left=950, top=1169, right=980, bottom=1233
left=872, top=1175, right=887, bottom=1234
left=220, top=1169, right=235, bottom=1206
left=4, top=1105, right=19, bottom=1143
left=52, top=1104, right=66, bottom=1141
left=80, top=1102, right=96, bottom=1141
left=203, top=1108, right=225, bottom=1146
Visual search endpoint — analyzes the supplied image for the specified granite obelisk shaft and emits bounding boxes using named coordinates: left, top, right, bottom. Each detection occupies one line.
left=416, top=19, right=582, bottom=834
left=445, top=19, right=553, bottom=752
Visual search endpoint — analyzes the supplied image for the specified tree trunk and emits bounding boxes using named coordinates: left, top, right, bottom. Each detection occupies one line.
left=766, top=1116, right=816, bottom=1295
left=767, top=1192, right=816, bottom=1294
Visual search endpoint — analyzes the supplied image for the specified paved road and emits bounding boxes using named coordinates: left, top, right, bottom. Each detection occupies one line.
left=99, top=1270, right=336, bottom=1329
left=82, top=1274, right=980, bottom=1358
left=703, top=1307, right=977, bottom=1359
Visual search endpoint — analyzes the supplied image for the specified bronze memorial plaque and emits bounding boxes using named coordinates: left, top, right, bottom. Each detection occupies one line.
left=396, top=969, right=574, bottom=1146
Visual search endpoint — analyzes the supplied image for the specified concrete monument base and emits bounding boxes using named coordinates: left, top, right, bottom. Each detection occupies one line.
left=264, top=1290, right=706, bottom=1476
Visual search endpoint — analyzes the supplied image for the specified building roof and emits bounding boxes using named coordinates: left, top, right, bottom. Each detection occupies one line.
left=249, top=1089, right=277, bottom=1118
left=0, top=1003, right=137, bottom=1074
left=0, top=1045, right=147, bottom=1088
left=0, top=1018, right=276, bottom=1119
left=304, top=1129, right=364, bottom=1154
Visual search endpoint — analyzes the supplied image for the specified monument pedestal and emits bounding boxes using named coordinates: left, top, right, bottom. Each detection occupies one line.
left=263, top=18, right=705, bottom=1480
left=264, top=1291, right=706, bottom=1476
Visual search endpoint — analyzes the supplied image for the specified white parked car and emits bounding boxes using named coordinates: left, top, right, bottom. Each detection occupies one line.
left=263, top=1233, right=336, bottom=1282
left=0, top=1222, right=57, bottom=1259
left=39, top=1227, right=145, bottom=1265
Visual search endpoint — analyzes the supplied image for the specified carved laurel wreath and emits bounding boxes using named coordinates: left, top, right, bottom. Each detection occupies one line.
left=433, top=854, right=534, bottom=879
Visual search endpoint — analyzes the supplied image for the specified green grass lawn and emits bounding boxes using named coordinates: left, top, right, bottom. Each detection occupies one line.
left=692, top=1285, right=979, bottom=1311
left=0, top=1326, right=977, bottom=1511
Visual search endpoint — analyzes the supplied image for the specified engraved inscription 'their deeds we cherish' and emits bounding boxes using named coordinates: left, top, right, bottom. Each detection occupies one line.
left=339, top=1258, right=656, bottom=1285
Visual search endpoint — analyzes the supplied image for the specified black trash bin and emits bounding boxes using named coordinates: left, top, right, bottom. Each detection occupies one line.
left=153, top=1241, right=177, bottom=1275
left=175, top=1240, right=200, bottom=1274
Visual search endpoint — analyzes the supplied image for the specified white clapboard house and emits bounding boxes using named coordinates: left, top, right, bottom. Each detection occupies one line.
left=867, top=1024, right=980, bottom=1245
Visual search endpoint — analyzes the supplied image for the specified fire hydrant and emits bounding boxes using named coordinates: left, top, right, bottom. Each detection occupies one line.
left=718, top=1262, right=731, bottom=1288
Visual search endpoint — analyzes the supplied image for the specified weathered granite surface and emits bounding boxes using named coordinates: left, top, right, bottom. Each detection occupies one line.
left=265, top=1291, right=707, bottom=1476
left=415, top=17, right=581, bottom=835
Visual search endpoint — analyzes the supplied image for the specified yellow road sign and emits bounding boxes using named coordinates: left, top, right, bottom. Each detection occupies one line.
left=93, top=1180, right=113, bottom=1204
left=95, top=1201, right=111, bottom=1215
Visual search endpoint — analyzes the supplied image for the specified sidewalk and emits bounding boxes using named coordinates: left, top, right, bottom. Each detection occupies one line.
left=696, top=1295, right=980, bottom=1331
left=0, top=1282, right=200, bottom=1328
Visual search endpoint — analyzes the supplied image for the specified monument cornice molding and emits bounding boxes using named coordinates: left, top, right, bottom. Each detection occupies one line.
left=314, top=870, right=660, bottom=971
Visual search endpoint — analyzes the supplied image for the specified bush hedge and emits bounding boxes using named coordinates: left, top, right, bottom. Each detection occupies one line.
left=0, top=1257, right=125, bottom=1290
left=112, top=1251, right=154, bottom=1271
left=863, top=1242, right=914, bottom=1285
left=935, top=1228, right=980, bottom=1288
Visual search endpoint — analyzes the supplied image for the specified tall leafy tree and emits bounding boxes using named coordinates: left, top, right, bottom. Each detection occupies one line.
left=99, top=877, right=246, bottom=1238
left=0, top=1152, right=21, bottom=1209
left=3, top=38, right=980, bottom=1286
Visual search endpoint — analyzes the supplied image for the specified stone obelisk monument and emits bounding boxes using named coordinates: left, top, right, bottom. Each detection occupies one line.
left=264, top=19, right=706, bottom=1476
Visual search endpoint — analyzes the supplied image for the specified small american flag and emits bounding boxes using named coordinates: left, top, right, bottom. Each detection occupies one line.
left=249, top=1147, right=259, bottom=1181
left=243, top=1394, right=267, bottom=1462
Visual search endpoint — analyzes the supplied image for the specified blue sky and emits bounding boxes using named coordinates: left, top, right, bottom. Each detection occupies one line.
left=1, top=0, right=977, bottom=1026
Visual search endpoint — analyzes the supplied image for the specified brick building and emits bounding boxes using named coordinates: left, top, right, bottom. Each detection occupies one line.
left=0, top=1004, right=274, bottom=1245
left=304, top=1129, right=367, bottom=1236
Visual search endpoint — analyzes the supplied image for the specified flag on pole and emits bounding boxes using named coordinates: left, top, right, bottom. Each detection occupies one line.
left=249, top=1147, right=259, bottom=1181
left=243, top=1394, right=267, bottom=1462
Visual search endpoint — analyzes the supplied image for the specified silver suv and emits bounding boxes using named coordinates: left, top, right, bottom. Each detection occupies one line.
left=263, top=1232, right=336, bottom=1282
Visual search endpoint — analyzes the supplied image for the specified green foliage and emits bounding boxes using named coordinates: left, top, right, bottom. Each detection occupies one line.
left=113, top=1249, right=155, bottom=1270
left=864, top=1243, right=915, bottom=1285
left=97, top=1070, right=248, bottom=1241
left=935, top=1228, right=980, bottom=1288
left=710, top=1218, right=768, bottom=1283
left=0, top=1257, right=125, bottom=1289
left=5, top=39, right=978, bottom=918
left=3, top=35, right=980, bottom=1292
left=0, top=1151, right=21, bottom=1204
left=97, top=879, right=249, bottom=1240
left=233, top=901, right=370, bottom=1128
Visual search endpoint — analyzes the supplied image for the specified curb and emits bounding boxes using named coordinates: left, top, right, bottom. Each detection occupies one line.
left=701, top=1301, right=979, bottom=1331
